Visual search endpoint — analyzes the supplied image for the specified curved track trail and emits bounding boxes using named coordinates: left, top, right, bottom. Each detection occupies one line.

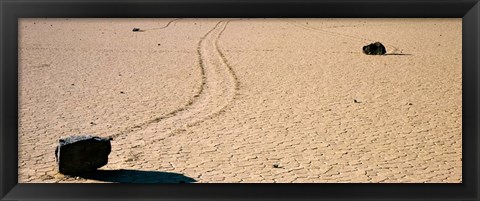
left=172, top=20, right=238, bottom=128
left=144, top=18, right=182, bottom=31
left=286, top=21, right=401, bottom=54
left=112, top=20, right=239, bottom=163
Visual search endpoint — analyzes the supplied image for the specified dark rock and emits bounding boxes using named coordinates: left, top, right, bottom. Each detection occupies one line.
left=362, top=42, right=387, bottom=55
left=132, top=28, right=141, bottom=32
left=55, top=135, right=112, bottom=175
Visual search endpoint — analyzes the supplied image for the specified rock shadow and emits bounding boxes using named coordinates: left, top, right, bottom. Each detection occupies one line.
left=384, top=53, right=412, bottom=56
left=78, top=169, right=196, bottom=183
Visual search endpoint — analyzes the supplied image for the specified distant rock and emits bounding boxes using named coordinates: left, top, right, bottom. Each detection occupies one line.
left=55, top=135, right=112, bottom=175
left=132, top=28, right=141, bottom=32
left=272, top=164, right=282, bottom=168
left=362, top=42, right=387, bottom=55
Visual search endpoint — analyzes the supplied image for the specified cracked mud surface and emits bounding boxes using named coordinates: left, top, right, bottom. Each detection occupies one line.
left=19, top=18, right=461, bottom=183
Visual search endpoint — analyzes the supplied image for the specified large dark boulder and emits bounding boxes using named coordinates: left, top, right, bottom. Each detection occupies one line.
left=55, top=135, right=112, bottom=175
left=363, top=42, right=387, bottom=55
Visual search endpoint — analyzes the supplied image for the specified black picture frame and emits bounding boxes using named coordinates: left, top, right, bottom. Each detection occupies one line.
left=1, top=0, right=479, bottom=201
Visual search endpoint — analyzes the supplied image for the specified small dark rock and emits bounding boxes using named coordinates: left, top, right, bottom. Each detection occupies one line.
left=408, top=103, right=413, bottom=105
left=71, top=84, right=75, bottom=86
left=132, top=28, right=141, bottom=32
left=55, top=135, right=112, bottom=175
left=273, top=164, right=280, bottom=168
left=354, top=99, right=360, bottom=103
left=120, top=91, right=124, bottom=94
left=362, top=42, right=387, bottom=55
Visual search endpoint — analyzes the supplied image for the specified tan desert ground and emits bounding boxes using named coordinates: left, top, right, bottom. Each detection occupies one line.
left=18, top=18, right=462, bottom=183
